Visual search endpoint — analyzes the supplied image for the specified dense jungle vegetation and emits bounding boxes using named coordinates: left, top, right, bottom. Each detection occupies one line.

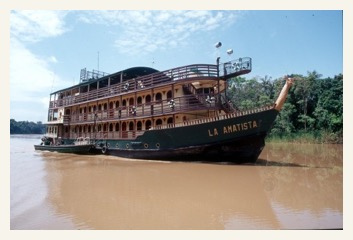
left=226, top=71, right=343, bottom=143
left=10, top=119, right=45, bottom=134
left=10, top=71, right=343, bottom=143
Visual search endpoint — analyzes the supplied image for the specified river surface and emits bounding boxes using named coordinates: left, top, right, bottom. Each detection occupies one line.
left=10, top=134, right=343, bottom=230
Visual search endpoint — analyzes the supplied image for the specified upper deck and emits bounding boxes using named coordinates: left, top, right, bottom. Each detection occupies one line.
left=48, top=57, right=251, bottom=109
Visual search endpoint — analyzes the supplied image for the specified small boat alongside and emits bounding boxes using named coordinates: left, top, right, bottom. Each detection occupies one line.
left=34, top=136, right=95, bottom=154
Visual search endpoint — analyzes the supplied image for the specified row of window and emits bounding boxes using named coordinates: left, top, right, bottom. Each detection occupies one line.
left=67, top=117, right=174, bottom=133
left=70, top=90, right=173, bottom=114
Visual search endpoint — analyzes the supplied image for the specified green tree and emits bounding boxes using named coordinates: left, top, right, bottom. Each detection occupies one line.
left=10, top=119, right=46, bottom=134
left=226, top=71, right=342, bottom=143
left=271, top=102, right=297, bottom=136
left=313, top=74, right=343, bottom=136
left=292, top=71, right=321, bottom=132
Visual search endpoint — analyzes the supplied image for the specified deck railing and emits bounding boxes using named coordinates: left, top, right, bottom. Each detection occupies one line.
left=65, top=94, right=219, bottom=125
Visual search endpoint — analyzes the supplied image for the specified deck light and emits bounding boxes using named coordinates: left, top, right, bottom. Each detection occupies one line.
left=215, top=42, right=222, bottom=48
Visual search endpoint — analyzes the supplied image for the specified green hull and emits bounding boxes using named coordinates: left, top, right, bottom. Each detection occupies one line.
left=93, top=108, right=278, bottom=163
left=34, top=144, right=95, bottom=154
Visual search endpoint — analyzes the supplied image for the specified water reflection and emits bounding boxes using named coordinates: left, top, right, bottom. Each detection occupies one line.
left=257, top=143, right=343, bottom=229
left=40, top=143, right=342, bottom=229
left=258, top=142, right=342, bottom=168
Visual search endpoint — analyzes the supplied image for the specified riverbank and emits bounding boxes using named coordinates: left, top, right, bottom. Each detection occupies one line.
left=266, top=131, right=343, bottom=144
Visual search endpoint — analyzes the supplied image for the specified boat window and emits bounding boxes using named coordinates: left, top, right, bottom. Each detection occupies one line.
left=53, top=110, right=58, bottom=121
left=109, top=123, right=113, bottom=132
left=129, top=98, right=134, bottom=106
left=137, top=96, right=142, bottom=105
left=115, top=123, right=120, bottom=131
left=145, top=120, right=151, bottom=130
left=155, top=92, right=162, bottom=102
left=123, top=100, right=127, bottom=106
left=167, top=90, right=172, bottom=100
left=129, top=122, right=134, bottom=131
left=156, top=119, right=163, bottom=125
left=167, top=117, right=173, bottom=124
left=146, top=95, right=151, bottom=104
left=137, top=121, right=142, bottom=130
left=115, top=101, right=120, bottom=108
left=104, top=103, right=107, bottom=110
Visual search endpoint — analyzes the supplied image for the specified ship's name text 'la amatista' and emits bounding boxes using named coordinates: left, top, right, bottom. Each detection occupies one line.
left=208, top=120, right=258, bottom=137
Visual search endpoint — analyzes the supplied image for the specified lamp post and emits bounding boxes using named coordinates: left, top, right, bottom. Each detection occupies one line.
left=215, top=42, right=222, bottom=105
left=215, top=42, right=222, bottom=77
left=215, top=43, right=235, bottom=106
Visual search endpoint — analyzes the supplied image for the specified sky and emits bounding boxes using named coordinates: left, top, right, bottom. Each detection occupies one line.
left=9, top=10, right=343, bottom=123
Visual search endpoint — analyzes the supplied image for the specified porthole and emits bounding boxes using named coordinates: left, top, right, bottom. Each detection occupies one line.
left=126, top=143, right=129, bottom=149
left=156, top=143, right=160, bottom=148
left=144, top=143, right=148, bottom=149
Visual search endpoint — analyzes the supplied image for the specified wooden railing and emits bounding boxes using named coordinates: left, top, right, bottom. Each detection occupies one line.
left=65, top=94, right=220, bottom=125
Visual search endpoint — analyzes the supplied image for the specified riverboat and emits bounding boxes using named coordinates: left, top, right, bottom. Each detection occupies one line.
left=34, top=54, right=293, bottom=163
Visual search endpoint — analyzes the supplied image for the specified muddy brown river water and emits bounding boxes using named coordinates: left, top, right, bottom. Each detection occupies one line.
left=10, top=134, right=343, bottom=230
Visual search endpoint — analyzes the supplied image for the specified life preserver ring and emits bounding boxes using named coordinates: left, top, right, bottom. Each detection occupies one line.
left=102, top=146, right=107, bottom=154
